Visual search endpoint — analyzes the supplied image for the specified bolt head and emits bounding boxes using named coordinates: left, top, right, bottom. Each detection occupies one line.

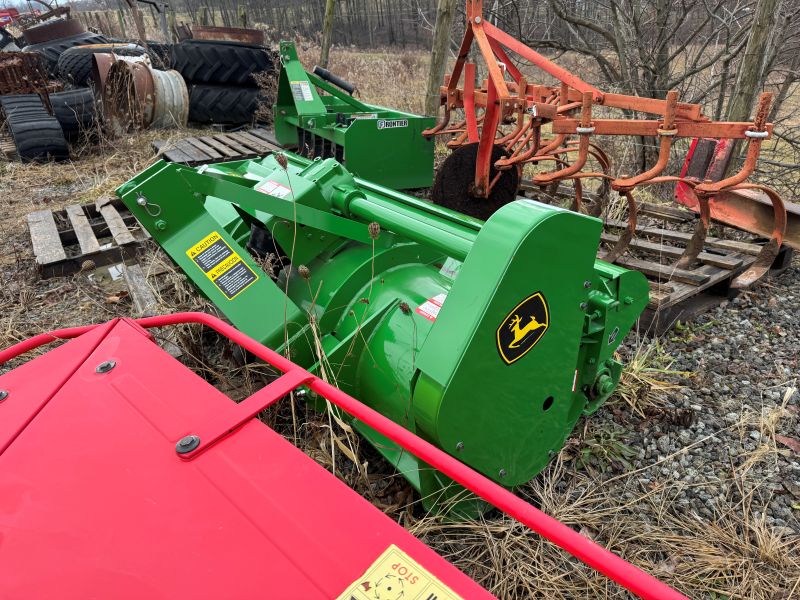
left=0, top=390, right=8, bottom=402
left=498, top=468, right=507, bottom=478
left=155, top=220, right=167, bottom=231
left=176, top=435, right=201, bottom=454
left=584, top=280, right=592, bottom=288
left=136, top=196, right=147, bottom=206
left=474, top=16, right=481, bottom=23
left=456, top=442, right=464, bottom=452
left=95, top=360, right=116, bottom=374
left=580, top=302, right=588, bottom=310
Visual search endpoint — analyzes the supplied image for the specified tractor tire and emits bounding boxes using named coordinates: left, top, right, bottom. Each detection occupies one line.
left=173, top=40, right=275, bottom=85
left=57, top=43, right=147, bottom=86
left=187, top=84, right=264, bottom=125
left=50, top=87, right=96, bottom=138
left=21, top=18, right=85, bottom=45
left=0, top=94, right=69, bottom=162
left=23, top=31, right=108, bottom=76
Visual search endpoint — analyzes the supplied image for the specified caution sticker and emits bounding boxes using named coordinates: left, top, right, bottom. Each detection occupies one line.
left=415, top=293, right=447, bottom=322
left=336, top=544, right=463, bottom=600
left=186, top=231, right=258, bottom=300
left=256, top=179, right=291, bottom=198
left=290, top=80, right=314, bottom=102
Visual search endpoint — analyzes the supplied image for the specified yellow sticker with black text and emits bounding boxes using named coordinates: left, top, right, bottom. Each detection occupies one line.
left=186, top=231, right=258, bottom=300
left=336, top=544, right=463, bottom=600
left=497, top=291, right=549, bottom=365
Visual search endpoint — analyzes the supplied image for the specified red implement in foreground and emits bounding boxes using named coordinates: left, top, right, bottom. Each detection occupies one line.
left=0, top=313, right=685, bottom=599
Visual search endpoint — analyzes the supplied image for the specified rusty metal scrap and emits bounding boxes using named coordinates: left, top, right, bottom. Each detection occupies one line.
left=0, top=51, right=50, bottom=97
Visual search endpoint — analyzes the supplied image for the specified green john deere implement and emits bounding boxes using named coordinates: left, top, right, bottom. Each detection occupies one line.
left=272, top=41, right=434, bottom=190
left=117, top=152, right=648, bottom=516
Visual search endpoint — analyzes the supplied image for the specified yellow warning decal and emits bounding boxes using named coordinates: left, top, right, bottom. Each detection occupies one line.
left=336, top=544, right=463, bottom=600
left=186, top=231, right=258, bottom=300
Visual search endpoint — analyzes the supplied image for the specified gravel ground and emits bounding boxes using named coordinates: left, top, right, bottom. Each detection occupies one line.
left=621, top=263, right=799, bottom=535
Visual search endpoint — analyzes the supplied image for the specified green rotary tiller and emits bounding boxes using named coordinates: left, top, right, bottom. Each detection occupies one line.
left=118, top=152, right=648, bottom=516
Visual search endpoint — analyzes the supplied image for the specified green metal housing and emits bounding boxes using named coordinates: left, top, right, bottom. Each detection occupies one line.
left=117, top=153, right=649, bottom=516
left=273, top=41, right=434, bottom=190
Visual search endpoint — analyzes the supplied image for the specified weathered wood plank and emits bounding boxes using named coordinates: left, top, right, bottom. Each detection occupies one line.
left=123, top=263, right=157, bottom=316
left=122, top=263, right=183, bottom=357
left=96, top=197, right=136, bottom=245
left=198, top=135, right=238, bottom=158
left=247, top=128, right=283, bottom=150
left=227, top=131, right=270, bottom=153
left=604, top=219, right=763, bottom=255
left=600, top=232, right=743, bottom=270
left=615, top=255, right=711, bottom=286
left=638, top=202, right=694, bottom=223
left=185, top=137, right=223, bottom=161
left=65, top=204, right=101, bottom=255
left=27, top=210, right=67, bottom=266
left=174, top=139, right=211, bottom=163
left=212, top=134, right=251, bottom=156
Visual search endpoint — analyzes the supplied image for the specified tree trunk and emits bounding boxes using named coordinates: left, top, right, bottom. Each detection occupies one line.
left=726, top=0, right=782, bottom=122
left=424, top=0, right=458, bottom=116
left=320, top=0, right=336, bottom=68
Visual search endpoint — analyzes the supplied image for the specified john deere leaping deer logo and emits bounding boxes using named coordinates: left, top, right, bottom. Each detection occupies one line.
left=497, top=292, right=549, bottom=365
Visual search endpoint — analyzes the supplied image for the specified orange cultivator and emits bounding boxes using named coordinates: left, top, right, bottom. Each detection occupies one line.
left=426, top=0, right=796, bottom=289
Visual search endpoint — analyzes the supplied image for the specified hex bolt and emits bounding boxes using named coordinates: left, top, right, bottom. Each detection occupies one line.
left=474, top=16, right=481, bottom=23
left=498, top=469, right=507, bottom=478
left=456, top=442, right=464, bottom=452
left=155, top=220, right=167, bottom=231
left=0, top=390, right=8, bottom=402
left=176, top=435, right=201, bottom=454
left=95, top=360, right=116, bottom=374
left=136, top=195, right=148, bottom=207
left=548, top=450, right=555, bottom=458
left=580, top=302, right=588, bottom=310
left=584, top=280, right=592, bottom=288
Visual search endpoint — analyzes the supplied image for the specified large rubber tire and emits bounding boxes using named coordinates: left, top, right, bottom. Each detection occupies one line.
left=173, top=40, right=275, bottom=85
left=188, top=84, right=264, bottom=125
left=50, top=87, right=96, bottom=138
left=23, top=31, right=108, bottom=75
left=0, top=94, right=69, bottom=162
left=57, top=43, right=147, bottom=86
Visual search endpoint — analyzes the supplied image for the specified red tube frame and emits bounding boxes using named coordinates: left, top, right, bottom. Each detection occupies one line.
left=0, top=312, right=685, bottom=600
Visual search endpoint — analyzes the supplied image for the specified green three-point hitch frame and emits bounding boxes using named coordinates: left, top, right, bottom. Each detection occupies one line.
left=118, top=152, right=648, bottom=516
left=273, top=41, right=434, bottom=190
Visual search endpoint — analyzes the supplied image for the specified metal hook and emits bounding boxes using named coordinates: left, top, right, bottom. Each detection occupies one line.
left=136, top=194, right=162, bottom=217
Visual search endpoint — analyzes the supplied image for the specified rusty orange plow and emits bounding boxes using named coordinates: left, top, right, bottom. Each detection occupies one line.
left=426, top=0, right=798, bottom=288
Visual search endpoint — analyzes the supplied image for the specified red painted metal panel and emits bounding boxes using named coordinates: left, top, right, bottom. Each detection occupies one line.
left=0, top=319, right=492, bottom=599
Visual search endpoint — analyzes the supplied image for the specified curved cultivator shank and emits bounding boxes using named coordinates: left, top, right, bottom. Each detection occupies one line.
left=426, top=0, right=793, bottom=287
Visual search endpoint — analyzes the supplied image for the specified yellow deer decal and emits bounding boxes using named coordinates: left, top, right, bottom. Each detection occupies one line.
left=507, top=313, right=546, bottom=349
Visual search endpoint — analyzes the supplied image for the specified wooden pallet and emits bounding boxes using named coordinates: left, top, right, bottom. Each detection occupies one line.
left=0, top=132, right=15, bottom=160
left=153, top=128, right=282, bottom=166
left=520, top=181, right=794, bottom=324
left=27, top=197, right=150, bottom=278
